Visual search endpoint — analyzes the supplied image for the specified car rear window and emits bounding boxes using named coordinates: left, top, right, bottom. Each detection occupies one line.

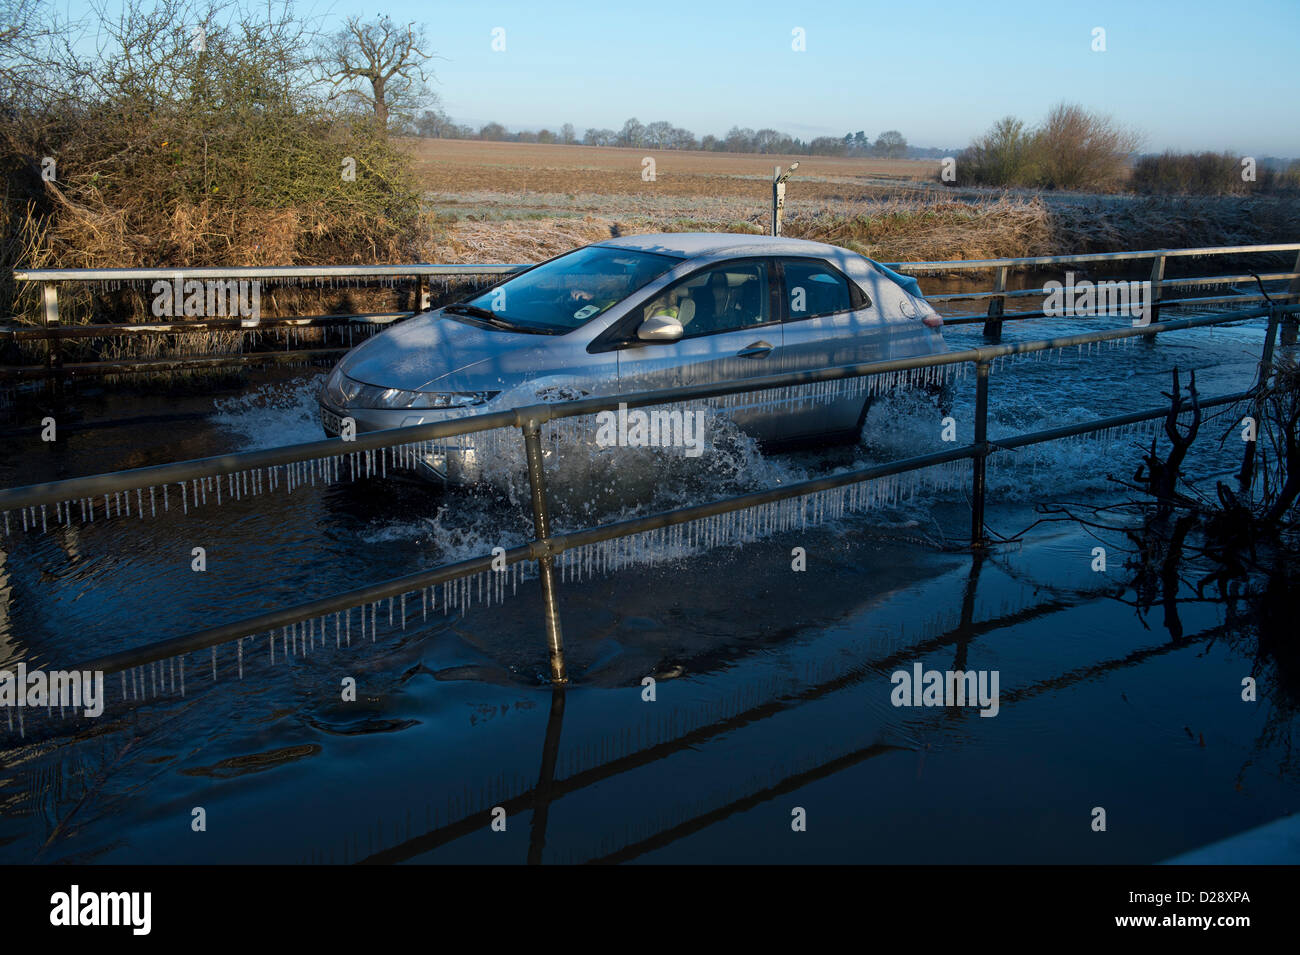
left=783, top=259, right=855, bottom=319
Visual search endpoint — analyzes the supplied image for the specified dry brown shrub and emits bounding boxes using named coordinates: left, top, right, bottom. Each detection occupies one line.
left=788, top=196, right=1055, bottom=262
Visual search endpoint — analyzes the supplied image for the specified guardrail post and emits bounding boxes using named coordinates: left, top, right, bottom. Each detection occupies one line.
left=1284, top=249, right=1300, bottom=346
left=415, top=275, right=430, bottom=312
left=970, top=360, right=991, bottom=548
left=522, top=418, right=568, bottom=684
left=41, top=282, right=64, bottom=400
left=1146, top=254, right=1166, bottom=341
left=983, top=266, right=1007, bottom=342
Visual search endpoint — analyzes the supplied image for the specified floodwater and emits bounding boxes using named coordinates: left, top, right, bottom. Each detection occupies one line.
left=0, top=298, right=1296, bottom=864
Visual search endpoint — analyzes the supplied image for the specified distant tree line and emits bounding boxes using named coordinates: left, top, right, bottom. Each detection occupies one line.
left=401, top=111, right=941, bottom=159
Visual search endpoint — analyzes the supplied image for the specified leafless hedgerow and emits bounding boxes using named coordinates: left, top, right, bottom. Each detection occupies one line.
left=1, top=0, right=432, bottom=339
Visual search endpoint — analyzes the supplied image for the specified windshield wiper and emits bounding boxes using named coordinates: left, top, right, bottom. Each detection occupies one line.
left=443, top=303, right=561, bottom=335
left=443, top=303, right=515, bottom=326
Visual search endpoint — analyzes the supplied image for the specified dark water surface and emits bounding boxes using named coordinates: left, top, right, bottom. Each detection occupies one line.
left=1, top=305, right=1296, bottom=863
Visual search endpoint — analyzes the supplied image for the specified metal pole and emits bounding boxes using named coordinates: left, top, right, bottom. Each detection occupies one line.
left=772, top=166, right=783, bottom=237
left=971, top=360, right=991, bottom=548
left=521, top=418, right=567, bottom=684
left=983, top=265, right=1007, bottom=342
left=41, top=282, right=62, bottom=400
left=1146, top=254, right=1166, bottom=342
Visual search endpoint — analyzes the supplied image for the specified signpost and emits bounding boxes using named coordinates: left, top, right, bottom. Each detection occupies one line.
left=772, top=162, right=798, bottom=236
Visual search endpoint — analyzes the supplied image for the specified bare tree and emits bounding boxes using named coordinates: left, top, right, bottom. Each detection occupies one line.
left=325, top=15, right=433, bottom=136
left=1034, top=102, right=1141, bottom=191
left=873, top=129, right=907, bottom=158
left=618, top=117, right=644, bottom=147
left=643, top=120, right=672, bottom=148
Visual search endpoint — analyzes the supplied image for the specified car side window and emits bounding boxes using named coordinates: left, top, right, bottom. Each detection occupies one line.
left=640, top=261, right=772, bottom=338
left=782, top=259, right=860, bottom=320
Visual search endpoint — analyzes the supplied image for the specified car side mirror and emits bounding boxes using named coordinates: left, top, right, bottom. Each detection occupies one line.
left=636, top=314, right=684, bottom=342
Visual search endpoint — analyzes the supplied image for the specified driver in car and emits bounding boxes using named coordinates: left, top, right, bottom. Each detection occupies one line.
left=566, top=275, right=624, bottom=319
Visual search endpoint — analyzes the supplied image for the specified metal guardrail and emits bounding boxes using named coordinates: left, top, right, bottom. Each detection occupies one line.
left=1, top=301, right=1292, bottom=685
left=2, top=265, right=524, bottom=383
left=4, top=244, right=1299, bottom=380
left=881, top=243, right=1300, bottom=337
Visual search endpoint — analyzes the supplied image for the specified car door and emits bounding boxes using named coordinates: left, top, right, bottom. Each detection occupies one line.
left=608, top=258, right=789, bottom=443
left=776, top=256, right=889, bottom=440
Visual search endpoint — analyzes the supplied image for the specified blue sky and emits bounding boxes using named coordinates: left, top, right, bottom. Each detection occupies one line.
left=60, top=0, right=1300, bottom=155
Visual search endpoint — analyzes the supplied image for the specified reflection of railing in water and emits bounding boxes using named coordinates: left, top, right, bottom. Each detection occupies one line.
left=0, top=303, right=1295, bottom=688
left=338, top=551, right=1226, bottom=865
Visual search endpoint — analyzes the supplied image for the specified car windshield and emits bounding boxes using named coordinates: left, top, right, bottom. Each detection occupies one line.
left=457, top=246, right=681, bottom=332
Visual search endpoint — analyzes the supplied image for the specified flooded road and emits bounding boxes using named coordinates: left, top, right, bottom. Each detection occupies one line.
left=1, top=303, right=1295, bottom=864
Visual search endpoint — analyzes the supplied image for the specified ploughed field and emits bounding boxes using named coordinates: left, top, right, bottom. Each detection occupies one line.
left=402, top=137, right=939, bottom=199
left=404, top=138, right=1300, bottom=266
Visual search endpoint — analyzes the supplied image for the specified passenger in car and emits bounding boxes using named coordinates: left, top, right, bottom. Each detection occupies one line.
left=646, top=287, right=683, bottom=323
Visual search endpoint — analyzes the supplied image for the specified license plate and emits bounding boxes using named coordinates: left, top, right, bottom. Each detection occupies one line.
left=321, top=407, right=344, bottom=435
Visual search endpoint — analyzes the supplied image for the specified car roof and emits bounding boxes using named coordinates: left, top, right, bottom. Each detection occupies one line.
left=593, top=232, right=851, bottom=261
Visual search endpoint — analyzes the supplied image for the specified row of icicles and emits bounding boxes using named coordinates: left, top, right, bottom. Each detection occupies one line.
left=3, top=364, right=994, bottom=538
left=3, top=439, right=465, bottom=536
left=984, top=409, right=1201, bottom=469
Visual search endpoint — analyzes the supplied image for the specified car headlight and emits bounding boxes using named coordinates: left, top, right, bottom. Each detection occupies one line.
left=355, top=385, right=499, bottom=410
left=322, top=365, right=362, bottom=406
left=325, top=369, right=498, bottom=410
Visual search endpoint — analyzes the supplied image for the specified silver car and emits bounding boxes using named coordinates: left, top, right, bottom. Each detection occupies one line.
left=319, top=233, right=946, bottom=481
